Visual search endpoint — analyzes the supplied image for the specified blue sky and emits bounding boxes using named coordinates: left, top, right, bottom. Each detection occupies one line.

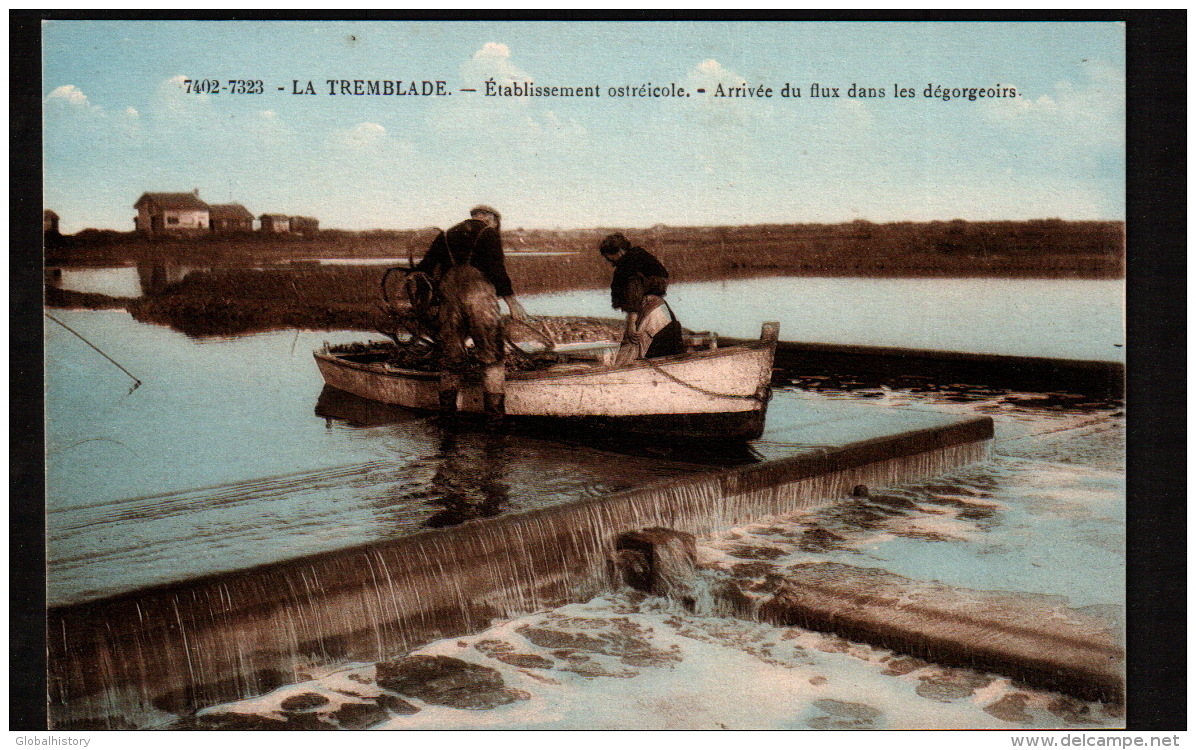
left=42, top=21, right=1125, bottom=232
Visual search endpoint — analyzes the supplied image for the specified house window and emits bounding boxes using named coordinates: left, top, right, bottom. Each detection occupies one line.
left=166, top=216, right=179, bottom=225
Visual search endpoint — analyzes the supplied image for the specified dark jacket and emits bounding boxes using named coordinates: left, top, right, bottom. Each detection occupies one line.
left=416, top=219, right=514, bottom=298
left=610, top=246, right=668, bottom=312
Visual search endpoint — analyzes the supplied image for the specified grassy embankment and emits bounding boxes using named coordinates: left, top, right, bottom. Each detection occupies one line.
left=45, top=220, right=1124, bottom=336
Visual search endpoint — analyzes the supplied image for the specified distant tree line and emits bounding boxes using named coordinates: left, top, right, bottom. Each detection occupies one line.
left=46, top=219, right=1123, bottom=280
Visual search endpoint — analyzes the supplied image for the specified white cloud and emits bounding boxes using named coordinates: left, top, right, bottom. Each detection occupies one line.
left=114, top=106, right=142, bottom=139
left=683, top=58, right=776, bottom=124
left=680, top=59, right=778, bottom=177
left=324, top=121, right=413, bottom=168
left=430, top=42, right=588, bottom=157
left=47, top=85, right=90, bottom=106
left=686, top=59, right=747, bottom=92
left=462, top=41, right=532, bottom=89
left=475, top=42, right=510, bottom=60
left=981, top=61, right=1124, bottom=145
left=155, top=73, right=217, bottom=121
left=240, top=109, right=296, bottom=147
left=343, top=121, right=387, bottom=148
left=45, top=84, right=103, bottom=116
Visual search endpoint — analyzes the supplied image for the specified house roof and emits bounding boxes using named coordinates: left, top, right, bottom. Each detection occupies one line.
left=44, top=209, right=59, bottom=219
left=259, top=214, right=290, bottom=221
left=208, top=203, right=254, bottom=221
left=135, top=192, right=210, bottom=211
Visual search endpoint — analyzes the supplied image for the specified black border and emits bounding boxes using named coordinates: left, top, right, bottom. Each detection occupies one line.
left=11, top=9, right=1186, bottom=732
left=1122, top=10, right=1187, bottom=732
left=11, top=10, right=48, bottom=733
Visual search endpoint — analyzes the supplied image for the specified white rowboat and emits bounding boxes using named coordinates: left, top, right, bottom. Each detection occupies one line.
left=315, top=322, right=779, bottom=441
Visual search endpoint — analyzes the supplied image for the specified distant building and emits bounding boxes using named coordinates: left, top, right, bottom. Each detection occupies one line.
left=134, top=190, right=210, bottom=236
left=289, top=216, right=319, bottom=236
left=43, top=209, right=60, bottom=235
left=259, top=214, right=291, bottom=233
left=208, top=203, right=255, bottom=233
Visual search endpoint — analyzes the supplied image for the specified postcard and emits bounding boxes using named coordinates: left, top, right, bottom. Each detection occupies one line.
left=32, top=17, right=1143, bottom=735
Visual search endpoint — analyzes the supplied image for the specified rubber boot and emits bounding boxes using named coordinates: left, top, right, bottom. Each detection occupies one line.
left=483, top=392, right=506, bottom=431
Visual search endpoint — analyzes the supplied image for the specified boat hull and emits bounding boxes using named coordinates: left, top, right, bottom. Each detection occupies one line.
left=314, top=324, right=778, bottom=440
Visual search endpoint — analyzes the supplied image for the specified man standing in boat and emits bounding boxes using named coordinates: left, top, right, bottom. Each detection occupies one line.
left=416, top=205, right=528, bottom=425
left=599, top=233, right=684, bottom=364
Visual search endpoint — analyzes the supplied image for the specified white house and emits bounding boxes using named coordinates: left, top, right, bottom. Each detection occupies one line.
left=259, top=214, right=291, bottom=233
left=134, top=190, right=210, bottom=235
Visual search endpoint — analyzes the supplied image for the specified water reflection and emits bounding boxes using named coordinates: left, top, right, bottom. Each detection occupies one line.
left=422, top=431, right=512, bottom=528
left=45, top=260, right=207, bottom=298
left=46, top=265, right=142, bottom=298
left=47, top=263, right=1124, bottom=361
left=315, top=386, right=512, bottom=528
left=315, top=385, right=425, bottom=428
left=315, top=384, right=764, bottom=468
left=137, top=260, right=201, bottom=297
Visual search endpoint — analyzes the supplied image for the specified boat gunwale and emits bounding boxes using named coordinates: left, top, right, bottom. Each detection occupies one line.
left=314, top=336, right=775, bottom=384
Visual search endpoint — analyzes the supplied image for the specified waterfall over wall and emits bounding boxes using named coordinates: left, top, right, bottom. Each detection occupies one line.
left=48, top=417, right=992, bottom=728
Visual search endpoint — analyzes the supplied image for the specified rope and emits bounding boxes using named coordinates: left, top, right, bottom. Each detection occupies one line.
left=623, top=298, right=764, bottom=402
left=45, top=313, right=143, bottom=394
left=643, top=356, right=770, bottom=402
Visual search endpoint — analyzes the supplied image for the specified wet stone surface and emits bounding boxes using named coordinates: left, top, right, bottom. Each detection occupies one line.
left=474, top=637, right=558, bottom=669
left=497, top=653, right=555, bottom=669
left=725, top=545, right=789, bottom=561
left=279, top=692, right=329, bottom=711
left=882, top=656, right=931, bottom=676
left=807, top=699, right=884, bottom=729
left=797, top=527, right=850, bottom=552
left=730, top=561, right=779, bottom=578
left=984, top=693, right=1035, bottom=724
left=515, top=615, right=685, bottom=671
left=915, top=671, right=994, bottom=702
left=376, top=693, right=420, bottom=715
left=561, top=654, right=638, bottom=679
left=330, top=701, right=392, bottom=730
left=176, top=590, right=1124, bottom=730
left=181, top=711, right=337, bottom=731
left=1047, top=696, right=1102, bottom=726
left=516, top=625, right=609, bottom=652
left=376, top=655, right=529, bottom=710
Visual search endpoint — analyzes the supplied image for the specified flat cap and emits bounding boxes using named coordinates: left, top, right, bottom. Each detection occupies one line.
left=469, top=205, right=501, bottom=221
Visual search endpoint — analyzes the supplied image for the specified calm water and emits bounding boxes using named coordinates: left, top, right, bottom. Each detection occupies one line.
left=51, top=267, right=1124, bottom=361
left=44, top=304, right=1124, bottom=728
left=48, top=266, right=142, bottom=298
left=46, top=305, right=1123, bottom=607
left=45, top=310, right=716, bottom=604
left=528, top=277, right=1125, bottom=362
